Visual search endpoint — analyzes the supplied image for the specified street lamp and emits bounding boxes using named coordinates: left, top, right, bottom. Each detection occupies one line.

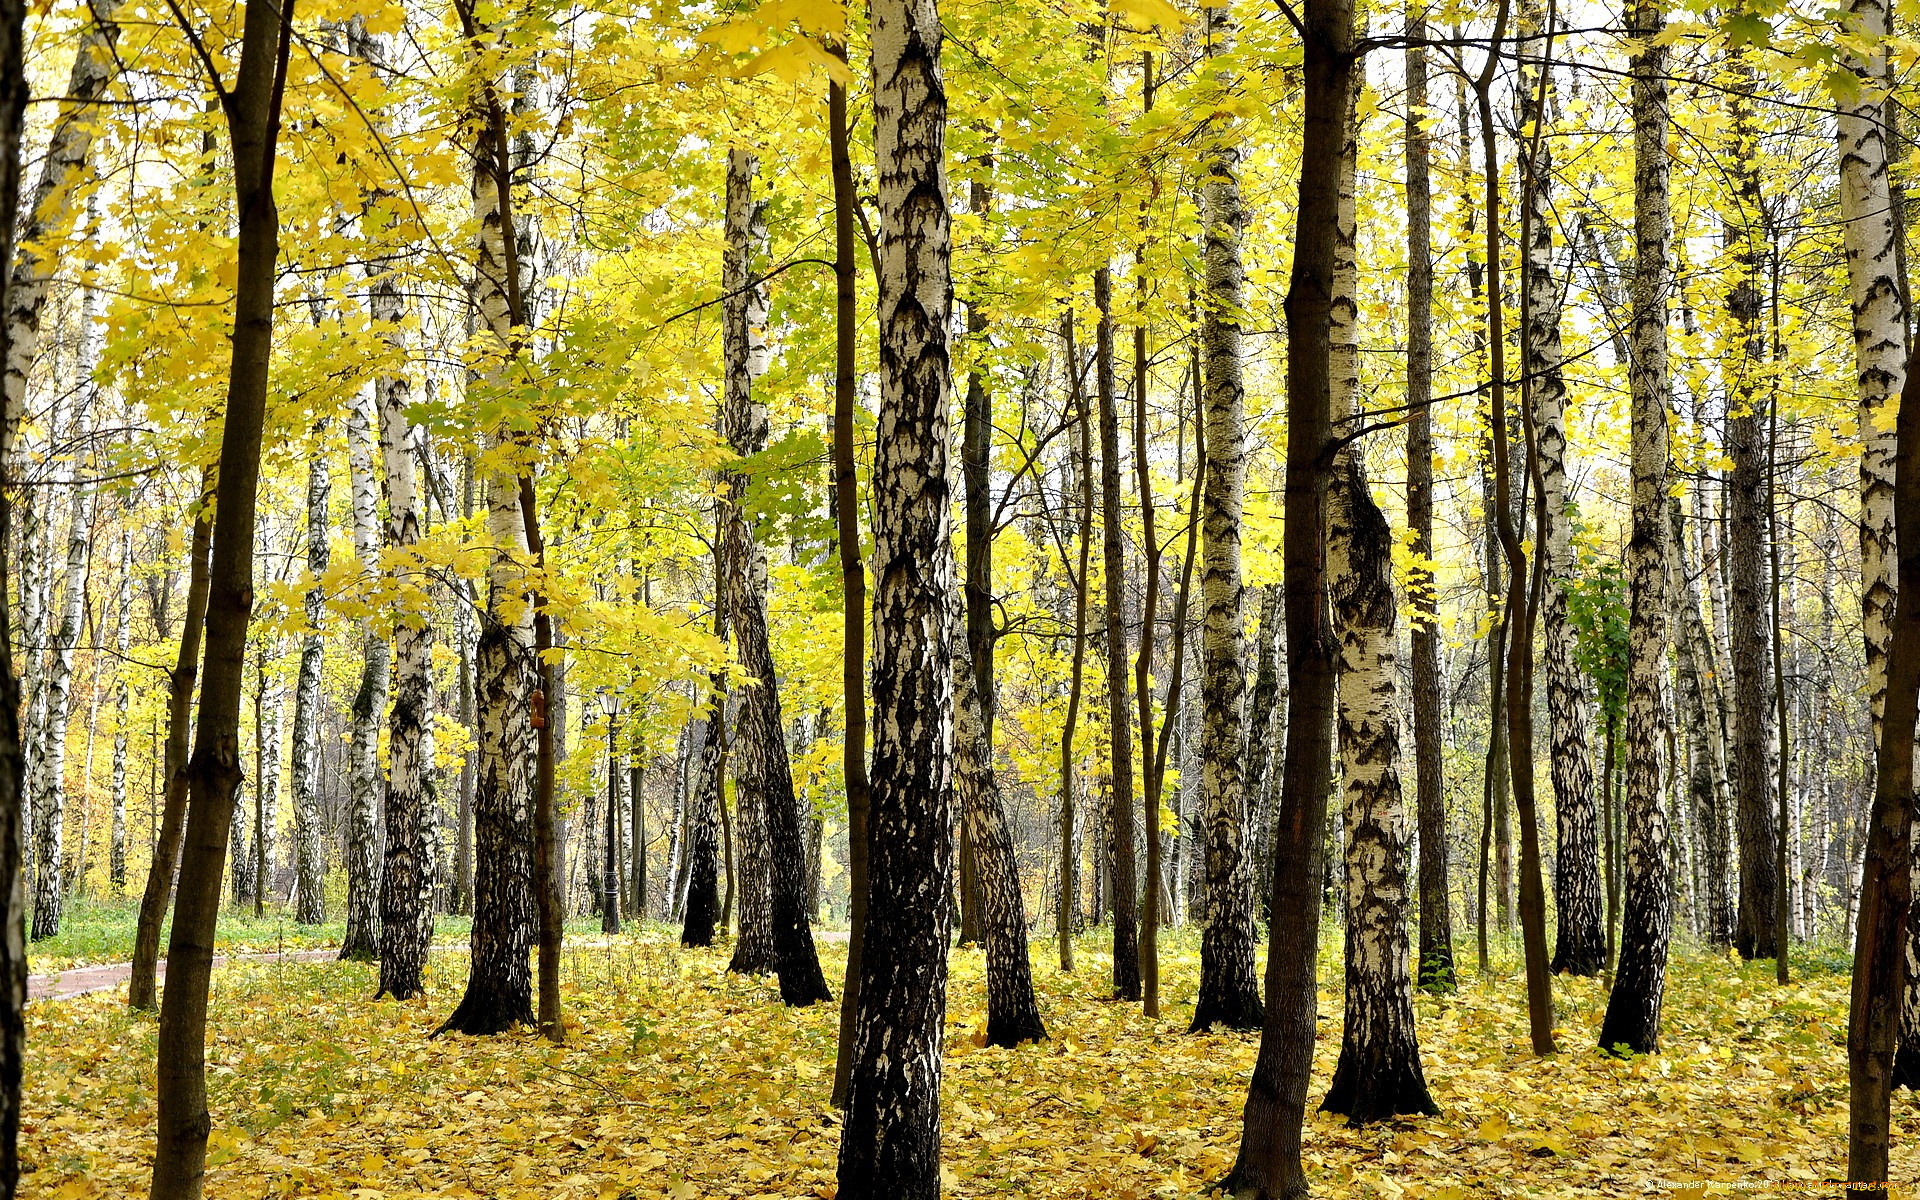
left=599, top=690, right=622, bottom=936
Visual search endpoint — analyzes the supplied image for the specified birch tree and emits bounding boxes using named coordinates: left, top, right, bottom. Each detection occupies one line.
left=718, top=147, right=830, bottom=1003
left=1190, top=0, right=1262, bottom=1034
left=836, top=0, right=957, bottom=1183
left=292, top=427, right=329, bottom=925
left=1598, top=0, right=1675, bottom=1056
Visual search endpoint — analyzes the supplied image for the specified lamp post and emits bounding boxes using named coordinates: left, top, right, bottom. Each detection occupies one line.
left=600, top=691, right=622, bottom=936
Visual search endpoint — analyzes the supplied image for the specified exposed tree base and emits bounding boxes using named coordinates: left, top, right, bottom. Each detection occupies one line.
left=1550, top=941, right=1606, bottom=978
left=727, top=941, right=777, bottom=976
left=985, top=1005, right=1047, bottom=1048
left=337, top=939, right=378, bottom=964
left=1189, top=987, right=1265, bottom=1033
left=773, top=937, right=833, bottom=1007
left=1214, top=1166, right=1311, bottom=1200
left=433, top=986, right=532, bottom=1037
left=1890, top=1041, right=1920, bottom=1090
left=1320, top=1054, right=1439, bottom=1124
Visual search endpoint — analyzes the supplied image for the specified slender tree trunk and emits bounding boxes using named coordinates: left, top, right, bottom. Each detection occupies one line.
left=1475, top=0, right=1556, bottom=1053
left=1095, top=265, right=1140, bottom=1002
left=1190, top=0, right=1262, bottom=1034
left=31, top=261, right=98, bottom=940
left=1670, top=500, right=1732, bottom=947
left=339, top=379, right=388, bottom=962
left=827, top=37, right=872, bottom=1110
left=835, top=0, right=955, bottom=1185
left=719, top=148, right=830, bottom=1003
left=0, top=0, right=26, bottom=1177
left=253, top=648, right=281, bottom=913
left=1404, top=5, right=1452, bottom=993
left=950, top=597, right=1045, bottom=1046
left=109, top=527, right=130, bottom=892
left=292, top=427, right=328, bottom=925
left=1322, top=85, right=1439, bottom=1118
left=148, top=1, right=295, bottom=1188
left=958, top=171, right=995, bottom=951
left=1242, top=586, right=1281, bottom=915
left=1225, top=0, right=1352, bottom=1189
left=1598, top=0, right=1675, bottom=1056
left=373, top=152, right=435, bottom=995
left=1058, top=310, right=1091, bottom=974
left=1518, top=0, right=1603, bottom=978
left=129, top=483, right=213, bottom=1011
left=1725, top=57, right=1778, bottom=962
left=1131, top=59, right=1168, bottom=1014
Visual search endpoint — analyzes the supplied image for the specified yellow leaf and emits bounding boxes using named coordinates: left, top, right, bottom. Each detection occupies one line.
left=1110, top=0, right=1186, bottom=30
left=1475, top=1114, right=1509, bottom=1141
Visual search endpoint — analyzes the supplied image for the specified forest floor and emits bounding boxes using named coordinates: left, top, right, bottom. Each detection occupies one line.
left=22, top=926, right=1916, bottom=1198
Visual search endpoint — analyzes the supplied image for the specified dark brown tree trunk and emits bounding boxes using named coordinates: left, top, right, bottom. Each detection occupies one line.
left=827, top=37, right=872, bottom=1110
left=1404, top=4, right=1451, bottom=994
left=1224, top=0, right=1352, bottom=1189
left=835, top=0, right=955, bottom=1187
left=0, top=0, right=32, bottom=1182
left=1479, top=0, right=1556, bottom=1055
left=1095, top=265, right=1140, bottom=1002
left=602, top=719, right=622, bottom=935
left=1850, top=350, right=1920, bottom=1182
left=958, top=173, right=993, bottom=952
left=130, top=487, right=212, bottom=1012
left=1058, top=309, right=1092, bottom=975
left=1725, top=64, right=1778, bottom=965
left=148, top=0, right=295, bottom=1189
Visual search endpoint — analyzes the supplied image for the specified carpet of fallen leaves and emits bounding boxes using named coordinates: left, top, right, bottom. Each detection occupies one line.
left=22, top=928, right=1920, bottom=1198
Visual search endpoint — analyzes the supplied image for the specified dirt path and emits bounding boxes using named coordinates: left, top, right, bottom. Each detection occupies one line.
left=27, top=947, right=350, bottom=1004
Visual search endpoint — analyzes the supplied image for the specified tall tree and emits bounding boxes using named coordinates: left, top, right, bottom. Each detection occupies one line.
left=836, top=0, right=956, bottom=1183
left=1190, top=0, right=1262, bottom=1034
left=1057, top=310, right=1092, bottom=974
left=292, top=426, right=328, bottom=925
left=373, top=88, right=436, bottom=996
left=32, top=265, right=98, bottom=940
left=1517, top=0, right=1604, bottom=979
left=109, top=527, right=132, bottom=892
left=338, top=378, right=388, bottom=962
left=827, top=28, right=873, bottom=1110
left=950, top=596, right=1046, bottom=1046
left=1321, top=81, right=1437, bottom=1121
left=129, top=486, right=213, bottom=1011
left=1224, top=0, right=1353, bottom=1187
left=1849, top=344, right=1920, bottom=1181
left=148, top=0, right=297, bottom=1187
left=437, top=6, right=540, bottom=1036
left=0, top=0, right=33, bottom=1179
left=718, top=147, right=831, bottom=1004
left=959, top=169, right=994, bottom=951
left=1095, top=265, right=1140, bottom=1002
left=1597, top=0, right=1675, bottom=1057
left=1404, top=0, right=1452, bottom=994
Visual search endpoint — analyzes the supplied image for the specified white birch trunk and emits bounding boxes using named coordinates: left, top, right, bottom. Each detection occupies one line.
left=109, top=524, right=131, bottom=892
left=292, top=421, right=330, bottom=924
left=339, top=380, right=389, bottom=960
left=31, top=251, right=100, bottom=939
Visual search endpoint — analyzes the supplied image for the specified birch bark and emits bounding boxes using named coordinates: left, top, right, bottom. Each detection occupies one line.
left=1190, top=0, right=1262, bottom=1033
left=1598, top=0, right=1676, bottom=1055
